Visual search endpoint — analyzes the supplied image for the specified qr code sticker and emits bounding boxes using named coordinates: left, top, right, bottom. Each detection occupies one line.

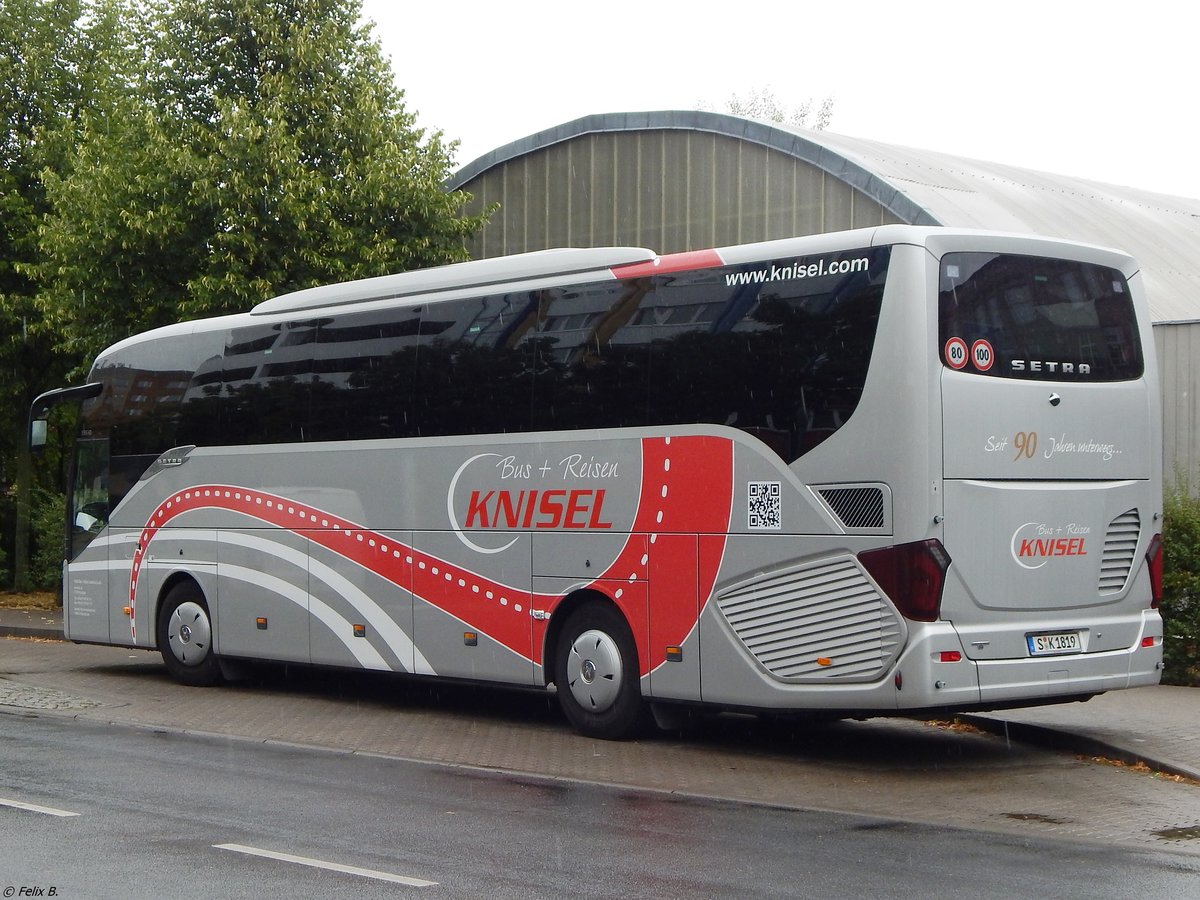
left=747, top=481, right=782, bottom=530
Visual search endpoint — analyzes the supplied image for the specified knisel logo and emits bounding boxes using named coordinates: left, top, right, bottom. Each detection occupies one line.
left=463, top=488, right=612, bottom=530
left=1010, top=521, right=1089, bottom=570
left=448, top=453, right=614, bottom=554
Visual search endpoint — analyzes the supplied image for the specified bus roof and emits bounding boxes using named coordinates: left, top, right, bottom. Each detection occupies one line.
left=250, top=225, right=1136, bottom=319
left=250, top=246, right=657, bottom=317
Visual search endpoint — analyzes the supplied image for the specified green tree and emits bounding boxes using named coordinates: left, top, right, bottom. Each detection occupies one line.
left=32, top=0, right=488, bottom=363
left=0, top=0, right=135, bottom=589
left=7, top=0, right=488, bottom=592
left=1, top=0, right=135, bottom=377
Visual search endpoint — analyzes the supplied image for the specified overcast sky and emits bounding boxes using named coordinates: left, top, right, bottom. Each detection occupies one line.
left=359, top=0, right=1199, bottom=201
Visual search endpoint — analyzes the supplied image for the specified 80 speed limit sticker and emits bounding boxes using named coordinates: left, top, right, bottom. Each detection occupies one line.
left=944, top=337, right=968, bottom=369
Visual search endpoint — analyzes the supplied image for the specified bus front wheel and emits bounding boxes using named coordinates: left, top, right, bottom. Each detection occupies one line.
left=157, top=582, right=222, bottom=687
left=554, top=604, right=643, bottom=739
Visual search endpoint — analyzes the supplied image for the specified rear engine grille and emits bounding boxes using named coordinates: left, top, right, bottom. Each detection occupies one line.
left=716, top=557, right=904, bottom=682
left=1098, top=509, right=1140, bottom=595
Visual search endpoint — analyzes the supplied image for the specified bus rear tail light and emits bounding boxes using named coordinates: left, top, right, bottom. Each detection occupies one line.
left=858, top=539, right=952, bottom=623
left=1146, top=533, right=1163, bottom=609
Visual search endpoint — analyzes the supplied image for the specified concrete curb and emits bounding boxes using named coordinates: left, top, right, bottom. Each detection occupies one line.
left=0, top=609, right=64, bottom=642
left=0, top=625, right=64, bottom=640
left=960, top=714, right=1200, bottom=783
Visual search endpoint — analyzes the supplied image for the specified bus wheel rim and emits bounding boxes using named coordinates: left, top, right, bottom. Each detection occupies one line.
left=167, top=601, right=211, bottom=666
left=566, top=628, right=623, bottom=712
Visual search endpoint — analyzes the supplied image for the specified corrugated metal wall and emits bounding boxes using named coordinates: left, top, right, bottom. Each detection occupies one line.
left=1155, top=322, right=1200, bottom=487
left=457, top=130, right=902, bottom=259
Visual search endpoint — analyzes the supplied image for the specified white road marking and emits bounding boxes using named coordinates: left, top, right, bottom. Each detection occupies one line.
left=214, top=843, right=437, bottom=887
left=0, top=797, right=80, bottom=817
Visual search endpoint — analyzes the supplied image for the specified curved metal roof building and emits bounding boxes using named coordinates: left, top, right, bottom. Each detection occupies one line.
left=450, top=111, right=1200, bottom=479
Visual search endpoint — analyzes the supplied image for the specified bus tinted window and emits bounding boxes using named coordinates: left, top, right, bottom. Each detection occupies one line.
left=219, top=321, right=314, bottom=445
left=309, top=309, right=420, bottom=442
left=413, top=295, right=536, bottom=437
left=88, top=247, right=889, bottom=464
left=526, top=280, right=651, bottom=432
left=94, top=331, right=225, bottom=509
left=306, top=296, right=536, bottom=441
left=938, top=253, right=1143, bottom=381
left=517, top=246, right=888, bottom=457
left=648, top=248, right=889, bottom=458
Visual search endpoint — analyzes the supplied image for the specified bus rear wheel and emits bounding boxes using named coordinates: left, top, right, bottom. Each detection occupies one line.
left=157, top=582, right=222, bottom=687
left=554, top=604, right=643, bottom=739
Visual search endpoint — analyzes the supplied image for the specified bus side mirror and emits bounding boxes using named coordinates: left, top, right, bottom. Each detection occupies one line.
left=30, top=418, right=48, bottom=452
left=28, top=382, right=103, bottom=454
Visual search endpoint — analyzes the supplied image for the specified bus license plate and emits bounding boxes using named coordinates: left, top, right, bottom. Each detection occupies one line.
left=1027, top=631, right=1083, bottom=656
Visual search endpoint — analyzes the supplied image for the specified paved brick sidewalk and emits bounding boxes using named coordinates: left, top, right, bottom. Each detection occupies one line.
left=3, top=604, right=1196, bottom=781
left=965, top=685, right=1200, bottom=782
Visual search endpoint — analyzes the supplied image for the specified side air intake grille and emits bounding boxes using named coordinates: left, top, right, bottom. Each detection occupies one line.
left=812, top=483, right=891, bottom=533
left=716, top=557, right=904, bottom=682
left=818, top=487, right=885, bottom=529
left=1099, top=509, right=1140, bottom=594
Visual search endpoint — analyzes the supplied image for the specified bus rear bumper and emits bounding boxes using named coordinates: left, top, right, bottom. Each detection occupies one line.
left=888, top=612, right=1163, bottom=711
left=971, top=611, right=1163, bottom=705
left=698, top=615, right=1162, bottom=714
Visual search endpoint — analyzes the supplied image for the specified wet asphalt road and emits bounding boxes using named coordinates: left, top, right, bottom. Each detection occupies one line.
left=3, top=712, right=1200, bottom=900
left=3, top=637, right=1200, bottom=897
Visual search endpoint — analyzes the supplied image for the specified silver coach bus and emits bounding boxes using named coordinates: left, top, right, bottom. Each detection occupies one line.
left=32, top=225, right=1164, bottom=738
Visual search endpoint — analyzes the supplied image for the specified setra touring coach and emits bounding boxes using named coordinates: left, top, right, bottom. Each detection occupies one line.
left=31, top=225, right=1164, bottom=738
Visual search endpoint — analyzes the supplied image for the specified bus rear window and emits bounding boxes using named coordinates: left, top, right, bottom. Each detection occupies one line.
left=938, top=252, right=1143, bottom=381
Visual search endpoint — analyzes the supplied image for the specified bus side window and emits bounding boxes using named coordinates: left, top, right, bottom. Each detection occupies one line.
left=645, top=249, right=887, bottom=461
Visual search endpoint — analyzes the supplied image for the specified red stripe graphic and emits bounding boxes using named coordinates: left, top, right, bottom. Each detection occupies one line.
left=610, top=249, right=724, bottom=280
left=130, top=436, right=734, bottom=673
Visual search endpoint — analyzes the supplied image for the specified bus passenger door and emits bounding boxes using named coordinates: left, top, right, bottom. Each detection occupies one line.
left=66, top=437, right=112, bottom=644
left=104, top=527, right=139, bottom=645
